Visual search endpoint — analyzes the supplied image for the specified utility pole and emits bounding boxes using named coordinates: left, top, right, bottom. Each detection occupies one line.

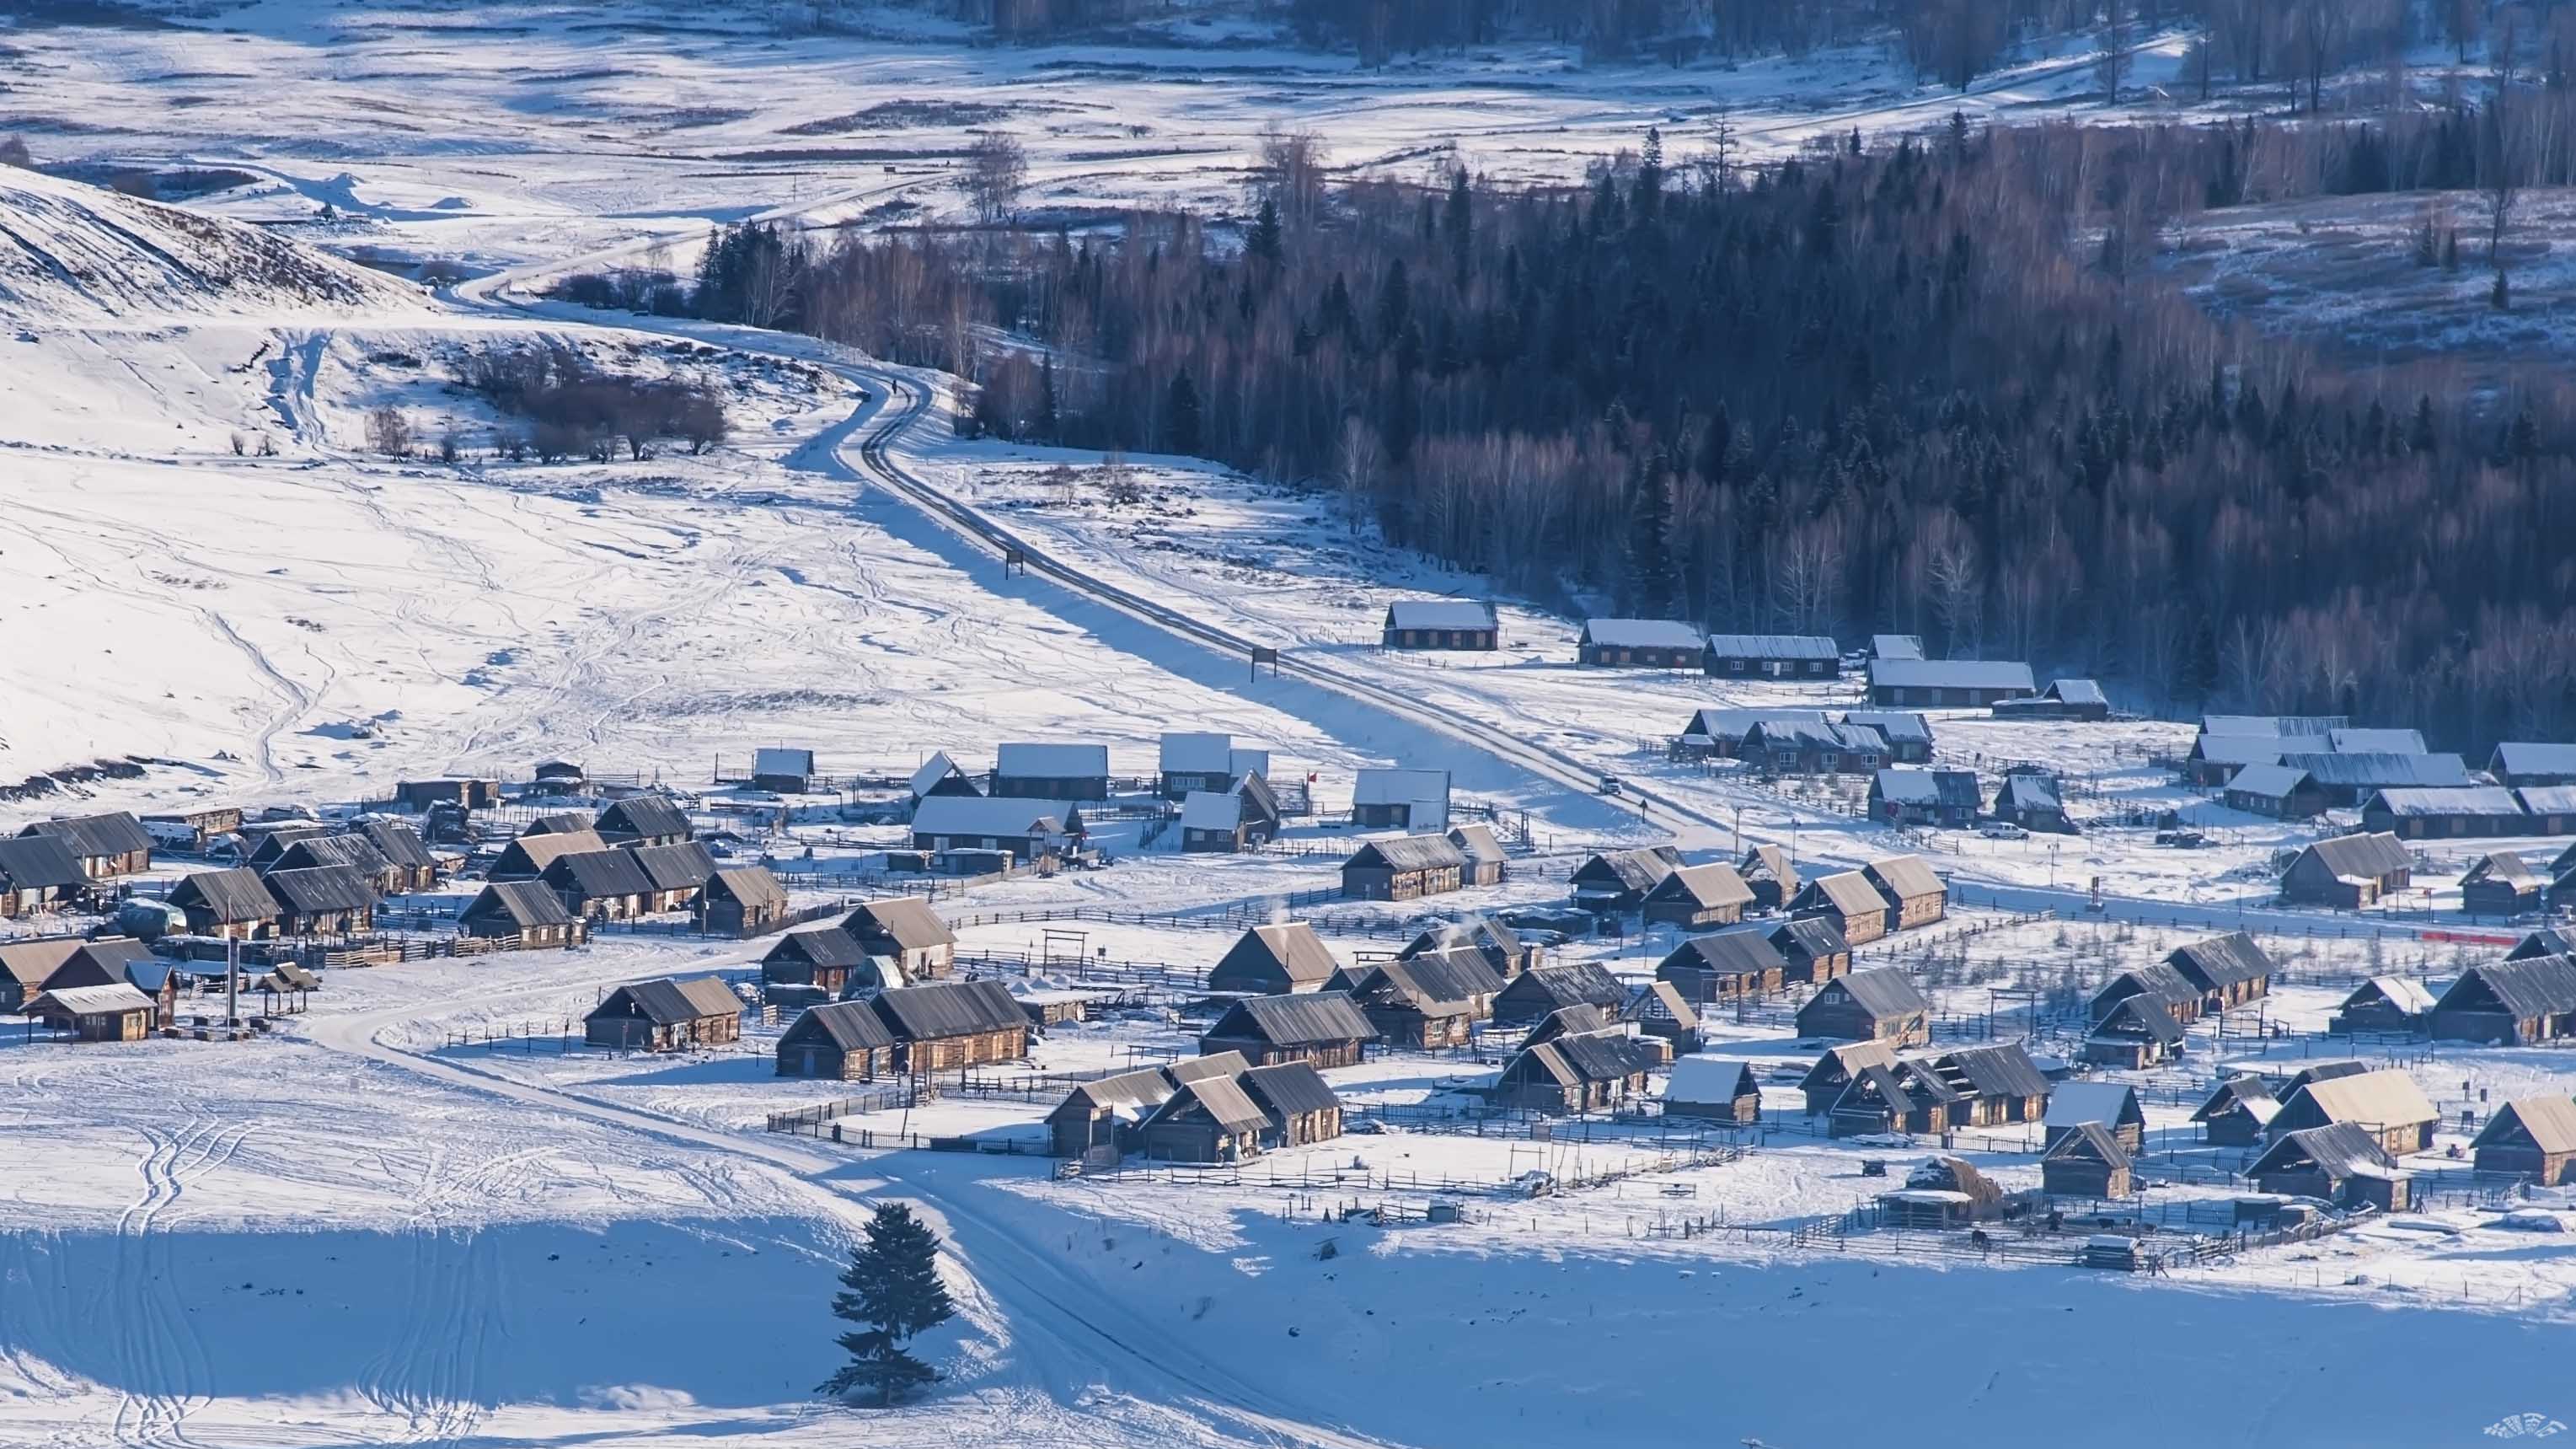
left=225, top=932, right=239, bottom=1030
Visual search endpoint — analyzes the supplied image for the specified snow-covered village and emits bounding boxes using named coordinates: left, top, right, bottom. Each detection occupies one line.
left=5, top=2, right=2576, bottom=1446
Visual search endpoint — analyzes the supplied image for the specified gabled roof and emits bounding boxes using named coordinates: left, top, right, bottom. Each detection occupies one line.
left=1239, top=1060, right=1342, bottom=1117
left=752, top=747, right=815, bottom=778
left=2042, top=679, right=2109, bottom=707
left=1446, top=824, right=1507, bottom=866
left=262, top=864, right=379, bottom=914
left=2520, top=786, right=2576, bottom=815
left=168, top=867, right=279, bottom=923
left=2509, top=929, right=2576, bottom=961
left=465, top=879, right=576, bottom=930
left=2299, top=832, right=2413, bottom=882
left=351, top=818, right=436, bottom=871
left=1933, top=1044, right=2050, bottom=1100
left=1148, top=1074, right=1270, bottom=1134
left=596, top=795, right=692, bottom=840
left=1704, top=633, right=1838, bottom=661
left=2280, top=1069, right=2438, bottom=1131
left=495, top=829, right=609, bottom=874
left=1207, top=991, right=1374, bottom=1045
left=868, top=979, right=1028, bottom=1040
left=2472, top=1097, right=2576, bottom=1157
left=1744, top=718, right=1884, bottom=755
left=1400, top=915, right=1523, bottom=964
left=2202, top=714, right=2348, bottom=738
left=2192, top=1076, right=2280, bottom=1126
left=1993, top=774, right=2064, bottom=813
left=2091, top=995, right=2185, bottom=1045
left=1740, top=844, right=1800, bottom=887
left=843, top=897, right=957, bottom=951
left=788, top=999, right=897, bottom=1053
left=1574, top=846, right=1683, bottom=894
left=1645, top=863, right=1755, bottom=911
left=1664, top=1055, right=1759, bottom=1105
left=2044, top=1081, right=2141, bottom=1130
left=594, top=975, right=740, bottom=1027
left=1865, top=855, right=1944, bottom=902
left=1384, top=598, right=1499, bottom=631
left=2345, top=974, right=2437, bottom=1016
left=0, top=937, right=88, bottom=990
left=544, top=849, right=657, bottom=900
left=1798, top=1040, right=1898, bottom=1092
left=19, top=812, right=153, bottom=859
left=2434, top=955, right=2576, bottom=1020
left=1159, top=732, right=1234, bottom=773
left=1817, top=968, right=1929, bottom=1019
left=2249, top=1121, right=2391, bottom=1181
left=2092, top=961, right=2198, bottom=1010
left=0, top=834, right=87, bottom=892
left=626, top=841, right=718, bottom=893
left=1680, top=708, right=1829, bottom=742
left=1580, top=618, right=1705, bottom=650
left=709, top=866, right=786, bottom=911
left=2223, top=764, right=2316, bottom=798
left=2462, top=852, right=2545, bottom=889
left=1872, top=768, right=1981, bottom=808
left=2495, top=742, right=2576, bottom=776
left=909, top=751, right=972, bottom=798
left=1866, top=659, right=2035, bottom=692
left=1660, top=927, right=1786, bottom=980
left=1797, top=870, right=1888, bottom=920
left=1352, top=768, right=1451, bottom=807
left=994, top=743, right=1109, bottom=777
left=269, top=833, right=394, bottom=879
left=1498, top=963, right=1627, bottom=1012
left=2193, top=738, right=2294, bottom=770
left=2363, top=786, right=2525, bottom=818
left=1547, top=1028, right=1665, bottom=1082
left=2166, top=932, right=2273, bottom=992
left=522, top=813, right=597, bottom=837
left=764, top=922, right=870, bottom=969
left=24, top=982, right=155, bottom=1017
left=2279, top=752, right=2472, bottom=790
left=2043, top=1119, right=2132, bottom=1169
left=2329, top=727, right=2427, bottom=754
left=1179, top=791, right=1240, bottom=832
left=911, top=794, right=1073, bottom=838
left=1358, top=953, right=1498, bottom=1014
left=1872, top=634, right=1925, bottom=660
left=1769, top=916, right=1847, bottom=958
left=1217, top=922, right=1344, bottom=990
left=1345, top=834, right=1468, bottom=872
left=1839, top=711, right=1933, bottom=746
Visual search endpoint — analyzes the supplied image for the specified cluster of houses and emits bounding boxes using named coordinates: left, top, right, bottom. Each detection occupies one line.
left=2203, top=715, right=2576, bottom=843
left=1867, top=765, right=2076, bottom=835
left=460, top=797, right=788, bottom=936
left=2079, top=931, right=2279, bottom=1067
left=1642, top=850, right=1940, bottom=1012
left=1674, top=707, right=1934, bottom=770
left=755, top=896, right=959, bottom=1005
left=0, top=812, right=158, bottom=918
left=5, top=934, right=318, bottom=1041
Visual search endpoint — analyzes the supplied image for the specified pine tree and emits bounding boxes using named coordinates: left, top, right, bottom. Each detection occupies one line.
left=818, top=1204, right=956, bottom=1407
left=1165, top=368, right=1202, bottom=455
left=2408, top=395, right=2438, bottom=454
left=1246, top=198, right=1282, bottom=265
left=1375, top=258, right=1411, bottom=349
left=1444, top=167, right=1473, bottom=281
left=1625, top=461, right=1678, bottom=616
left=1037, top=356, right=1058, bottom=442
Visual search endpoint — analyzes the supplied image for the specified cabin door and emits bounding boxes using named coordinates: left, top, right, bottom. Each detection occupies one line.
left=801, top=1048, right=817, bottom=1076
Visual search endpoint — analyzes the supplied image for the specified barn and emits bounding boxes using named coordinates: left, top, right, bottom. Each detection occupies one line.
left=2460, top=852, right=2547, bottom=915
left=2081, top=995, right=2185, bottom=1068
left=842, top=899, right=958, bottom=980
left=2329, top=975, right=2435, bottom=1035
left=1492, top=1029, right=1664, bottom=1114
left=1787, top=871, right=1891, bottom=947
left=701, top=867, right=788, bottom=934
left=1135, top=1075, right=1271, bottom=1163
left=167, top=867, right=280, bottom=939
left=2040, top=1121, right=2134, bottom=1198
left=1351, top=768, right=1452, bottom=830
left=1865, top=855, right=1947, bottom=931
left=1339, top=835, right=1466, bottom=901
left=593, top=795, right=694, bottom=848
left=2278, top=832, right=2413, bottom=908
left=1577, top=618, right=1706, bottom=668
left=1663, top=1056, right=1761, bottom=1124
left=1794, top=969, right=1930, bottom=1046
left=2267, top=1069, right=2438, bottom=1157
left=2247, top=1122, right=2409, bottom=1211
left=584, top=976, right=742, bottom=1052
left=2469, top=1097, right=2576, bottom=1186
left=2279, top=752, right=2473, bottom=808
left=1570, top=846, right=1684, bottom=912
left=991, top=743, right=1111, bottom=802
left=2428, top=955, right=2576, bottom=1044
left=2361, top=786, right=2536, bottom=840
left=458, top=880, right=583, bottom=947
left=22, top=983, right=158, bottom=1043
left=262, top=864, right=379, bottom=935
left=1640, top=863, right=1755, bottom=930
left=2523, top=786, right=2576, bottom=836
left=1738, top=845, right=1802, bottom=911
left=869, top=979, right=1032, bottom=1072
left=2191, top=1076, right=2279, bottom=1146
left=19, top=812, right=153, bottom=879
left=1924, top=1044, right=2052, bottom=1125
left=1701, top=633, right=1839, bottom=680
left=1653, top=929, right=1786, bottom=1004
left=908, top=795, right=1080, bottom=861
left=1198, top=992, right=1374, bottom=1068
left=1208, top=921, right=1342, bottom=995
left=1769, top=917, right=1851, bottom=984
left=1492, top=963, right=1627, bottom=1028
left=0, top=835, right=88, bottom=918
left=1864, top=659, right=2036, bottom=708
left=1381, top=598, right=1500, bottom=652
left=1868, top=768, right=1982, bottom=829
left=774, top=1000, right=897, bottom=1081
left=2220, top=765, right=2327, bottom=820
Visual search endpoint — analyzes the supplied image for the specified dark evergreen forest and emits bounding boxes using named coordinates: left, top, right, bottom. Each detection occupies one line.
left=665, top=113, right=2575, bottom=750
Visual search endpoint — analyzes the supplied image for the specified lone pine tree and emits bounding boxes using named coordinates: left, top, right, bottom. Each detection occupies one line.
left=817, top=1202, right=956, bottom=1407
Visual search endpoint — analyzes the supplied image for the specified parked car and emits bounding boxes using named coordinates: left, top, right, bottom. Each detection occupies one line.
left=1979, top=821, right=2028, bottom=840
left=2156, top=829, right=2207, bottom=849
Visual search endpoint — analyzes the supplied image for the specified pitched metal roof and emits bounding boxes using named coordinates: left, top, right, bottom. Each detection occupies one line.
left=1865, top=855, right=1945, bottom=901
left=1573, top=846, right=1684, bottom=894
left=1499, top=963, right=1626, bottom=1012
left=2202, top=714, right=2348, bottom=738
left=1352, top=768, right=1451, bottom=807
left=2044, top=1081, right=2141, bottom=1130
left=1361, top=953, right=1498, bottom=1013
left=2472, top=1097, right=2576, bottom=1157
left=994, top=743, right=1109, bottom=777
left=2043, top=679, right=2109, bottom=706
left=1770, top=916, right=1847, bottom=958
left=0, top=937, right=88, bottom=990
left=1866, top=659, right=2035, bottom=691
left=1384, top=598, right=1498, bottom=631
left=1545, top=1028, right=1665, bottom=1082
left=2166, top=931, right=2273, bottom=992
left=868, top=979, right=1028, bottom=1040
left=26, top=982, right=154, bottom=1017
left=1345, top=834, right=1468, bottom=872
left=467, top=879, right=576, bottom=930
left=1178, top=791, right=1240, bottom=832
left=1240, top=1060, right=1342, bottom=1117
left=2462, top=852, right=2545, bottom=888
left=1580, top=618, right=1706, bottom=651
left=2436, top=955, right=2576, bottom=1020
left=752, top=747, right=815, bottom=778
left=1839, top=711, right=1933, bottom=746
left=2301, top=832, right=2413, bottom=881
left=2282, top=1069, right=2438, bottom=1130
left=544, top=849, right=656, bottom=899
left=2346, top=975, right=2437, bottom=1016
left=1933, top=1044, right=2051, bottom=1100
left=1207, top=991, right=1374, bottom=1045
left=1994, top=774, right=2064, bottom=813
left=2329, top=727, right=2427, bottom=754
left=2092, top=961, right=2198, bottom=1010
left=20, top=811, right=153, bottom=859
left=496, top=830, right=609, bottom=874
left=1664, top=1055, right=1759, bottom=1105
left=1216, top=922, right=1343, bottom=990
left=910, top=794, right=1072, bottom=838
left=709, top=866, right=786, bottom=911
left=844, top=897, right=956, bottom=951
left=1052, top=1065, right=1181, bottom=1119
left=262, top=864, right=379, bottom=913
left=1872, top=768, right=1981, bottom=808
left=2520, top=786, right=2576, bottom=814
left=1798, top=1039, right=1899, bottom=1092
left=626, top=975, right=742, bottom=1025
left=1680, top=708, right=1829, bottom=742
left=169, top=867, right=279, bottom=923
left=2043, top=1119, right=2131, bottom=1169
left=2279, top=752, right=2472, bottom=789
left=909, top=751, right=971, bottom=797
left=629, top=841, right=718, bottom=892
left=764, top=922, right=869, bottom=969
left=1646, top=863, right=1755, bottom=911
left=596, top=795, right=692, bottom=840
left=2223, top=764, right=2315, bottom=797
left=1661, top=927, right=1786, bottom=979
left=788, top=999, right=897, bottom=1053
left=1872, top=635, right=1925, bottom=660
left=2249, top=1121, right=2391, bottom=1181
left=0, top=834, right=86, bottom=892
left=2495, top=743, right=2576, bottom=777
left=1744, top=718, right=1884, bottom=754
left=1798, top=870, right=1887, bottom=920
left=1819, top=967, right=1929, bottom=1019
left=351, top=818, right=436, bottom=870
left=2364, top=786, right=2525, bottom=819
left=1705, top=633, right=1838, bottom=660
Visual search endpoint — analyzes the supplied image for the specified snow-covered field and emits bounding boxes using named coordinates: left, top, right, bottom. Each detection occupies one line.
left=6, top=7, right=2576, bottom=1446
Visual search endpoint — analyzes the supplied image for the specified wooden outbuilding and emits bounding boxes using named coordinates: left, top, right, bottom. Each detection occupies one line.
left=0, top=938, right=89, bottom=1012
left=1446, top=824, right=1508, bottom=887
left=1787, top=870, right=1890, bottom=947
left=1868, top=769, right=1982, bottom=829
left=2328, top=976, right=2434, bottom=1035
left=1829, top=1060, right=1958, bottom=1137
left=1842, top=710, right=1936, bottom=763
left=1640, top=863, right=1755, bottom=930
left=1865, top=855, right=1947, bottom=931
left=1240, top=1061, right=1345, bottom=1148
left=866, top=979, right=1031, bottom=1071
left=1800, top=1041, right=1899, bottom=1115
left=628, top=840, right=718, bottom=913
left=1045, top=1054, right=1251, bottom=1161
left=21, top=982, right=158, bottom=1042
left=395, top=778, right=497, bottom=811
left=1178, top=790, right=1252, bottom=853
left=841, top=898, right=958, bottom=979
left=1381, top=598, right=1500, bottom=651
left=1492, top=963, right=1627, bottom=1028
left=488, top=828, right=610, bottom=881
left=2429, top=955, right=2576, bottom=1044
left=264, top=833, right=396, bottom=895
left=458, top=880, right=584, bottom=947
left=701, top=866, right=788, bottom=934
left=1136, top=1073, right=1271, bottom=1163
left=1795, top=969, right=1930, bottom=1046
left=774, top=1000, right=897, bottom=1080
left=1769, top=917, right=1850, bottom=985
left=2082, top=995, right=2185, bottom=1068
left=1492, top=1029, right=1664, bottom=1114
left=909, top=751, right=978, bottom=802
left=2044, top=1081, right=2145, bottom=1153
left=0, top=834, right=88, bottom=918
left=1568, top=846, right=1684, bottom=913
left=1198, top=991, right=1374, bottom=1069
left=1339, top=834, right=1466, bottom=901
left=1157, top=733, right=1267, bottom=800
left=351, top=818, right=442, bottom=890
left=2490, top=743, right=2576, bottom=789
left=2220, top=765, right=2327, bottom=820
left=2040, top=1121, right=2134, bottom=1199
left=751, top=747, right=817, bottom=795
left=540, top=849, right=658, bottom=920
left=990, top=742, right=1111, bottom=802
left=593, top=795, right=694, bottom=848
left=1653, top=929, right=1786, bottom=1004
left=261, top=864, right=378, bottom=935
left=1209, top=921, right=1342, bottom=995
left=2461, top=852, right=2547, bottom=915
left=908, top=794, right=1084, bottom=861
left=1864, top=658, right=2035, bottom=708
left=1663, top=1055, right=1761, bottom=1124
left=19, top=812, right=153, bottom=878
left=1924, top=1044, right=2051, bottom=1125
left=1993, top=679, right=2111, bottom=722
left=2191, top=1076, right=2280, bottom=1146
left=1624, top=979, right=1701, bottom=1054
left=1342, top=955, right=1495, bottom=1049
left=1701, top=633, right=1839, bottom=680
left=1738, top=845, right=1801, bottom=912
left=2469, top=1097, right=2576, bottom=1186
left=2164, top=931, right=2274, bottom=1015
left=1990, top=772, right=2075, bottom=835
left=1351, top=767, right=1451, bottom=830
left=1736, top=717, right=1885, bottom=775
left=584, top=976, right=742, bottom=1052
left=2279, top=832, right=2413, bottom=908
left=166, top=867, right=281, bottom=939
left=2088, top=961, right=2204, bottom=1027
left=2267, top=1069, right=2438, bottom=1157
left=1398, top=916, right=1540, bottom=979
left=2247, top=1122, right=2409, bottom=1211
left=1577, top=618, right=1705, bottom=668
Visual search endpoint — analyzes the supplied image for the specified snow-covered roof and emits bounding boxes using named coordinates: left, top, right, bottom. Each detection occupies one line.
left=910, top=795, right=1071, bottom=837
left=2202, top=714, right=2348, bottom=738
left=1681, top=708, right=1829, bottom=741
left=1704, top=634, right=1838, bottom=661
left=2043, top=679, right=2108, bottom=706
left=2520, top=786, right=2576, bottom=814
left=2363, top=786, right=2524, bottom=818
left=1229, top=749, right=1271, bottom=779
left=1866, top=659, right=2036, bottom=692
left=2279, top=752, right=2472, bottom=789
left=2223, top=763, right=2313, bottom=797
left=1582, top=618, right=1705, bottom=651
left=1384, top=598, right=1497, bottom=631
left=1159, top=732, right=1233, bottom=774
left=1872, top=635, right=1924, bottom=660
left=2328, top=727, right=2426, bottom=754
left=29, top=982, right=155, bottom=1016
left=2354, top=975, right=2437, bottom=1016
left=752, top=747, right=814, bottom=777
left=909, top=751, right=967, bottom=797
left=2496, top=742, right=2576, bottom=776
left=2043, top=1081, right=2139, bottom=1130
left=1840, top=711, right=1933, bottom=745
left=1873, top=767, right=1980, bottom=808
left=1663, top=1055, right=1754, bottom=1104
left=1353, top=767, right=1450, bottom=806
left=1178, top=791, right=1240, bottom=831
left=995, top=743, right=1109, bottom=778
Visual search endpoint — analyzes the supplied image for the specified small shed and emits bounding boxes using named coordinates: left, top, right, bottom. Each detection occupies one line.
left=1640, top=864, right=1756, bottom=931
left=2040, top=1120, right=2134, bottom=1199
left=2191, top=1076, right=2280, bottom=1146
left=2461, top=852, right=2547, bottom=915
left=584, top=976, right=742, bottom=1052
left=774, top=1000, right=897, bottom=1081
left=1738, top=844, right=1802, bottom=911
left=2247, top=1122, right=2408, bottom=1211
left=1794, top=969, right=1929, bottom=1046
left=22, top=982, right=158, bottom=1042
left=1208, top=921, right=1342, bottom=996
left=702, top=866, right=788, bottom=934
left=1381, top=598, right=1500, bottom=651
left=1877, top=1157, right=2003, bottom=1226
left=1663, top=1055, right=1762, bottom=1124
left=2328, top=976, right=2435, bottom=1035
left=2081, top=994, right=2185, bottom=1068
left=751, top=747, right=817, bottom=794
left=2043, top=1081, right=2145, bottom=1154
left=1446, top=824, right=1508, bottom=887
left=2469, top=1097, right=2576, bottom=1186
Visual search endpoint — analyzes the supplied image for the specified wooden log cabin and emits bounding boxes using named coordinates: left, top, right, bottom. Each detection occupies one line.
left=628, top=841, right=718, bottom=913
left=1491, top=962, right=1626, bottom=1028
left=2328, top=976, right=2434, bottom=1035
left=867, top=979, right=1031, bottom=1072
left=1380, top=598, right=1500, bottom=652
left=1787, top=870, right=1891, bottom=947
left=1653, top=929, right=1786, bottom=1005
left=2044, top=1081, right=2145, bottom=1154
left=22, top=982, right=158, bottom=1042
left=1799, top=1041, right=1898, bottom=1115
left=2191, top=1076, right=2280, bottom=1146
left=761, top=924, right=895, bottom=998
left=1793, top=969, right=1929, bottom=1046
left=351, top=818, right=442, bottom=890
left=2278, top=831, right=2413, bottom=908
left=592, top=794, right=694, bottom=848
left=540, top=849, right=659, bottom=920
left=265, top=833, right=398, bottom=894
left=841, top=898, right=959, bottom=980
left=0, top=835, right=88, bottom=919
left=1208, top=921, right=1342, bottom=995
left=1198, top=992, right=1374, bottom=1069
left=1338, top=835, right=1467, bottom=901
left=989, top=742, right=1112, bottom=802
left=489, top=829, right=610, bottom=881
left=2266, top=1069, right=2439, bottom=1157
left=1639, top=863, right=1756, bottom=931
left=2429, top=956, right=2576, bottom=1044
left=2162, top=931, right=2275, bottom=1016
left=18, top=812, right=153, bottom=879
left=2081, top=995, right=2186, bottom=1068
left=1134, top=1073, right=1271, bottom=1162
left=2039, top=1121, right=2134, bottom=1199
left=2470, top=1097, right=2576, bottom=1186
left=1922, top=1044, right=2051, bottom=1126
left=260, top=864, right=379, bottom=936
left=166, top=867, right=281, bottom=939
left=2460, top=852, right=2547, bottom=915
left=1447, top=824, right=1508, bottom=887
left=1828, top=1060, right=1957, bottom=1138
left=1738, top=844, right=1801, bottom=912
left=1567, top=846, right=1683, bottom=913
left=458, top=880, right=585, bottom=947
left=1339, top=956, right=1494, bottom=1049
left=1492, top=1029, right=1664, bottom=1114
left=1045, top=1054, right=1250, bottom=1162
left=1661, top=1056, right=1761, bottom=1124
left=1768, top=917, right=1851, bottom=985
left=1863, top=855, right=1947, bottom=931
left=584, top=976, right=742, bottom=1052
left=774, top=1000, right=897, bottom=1081
left=1399, top=915, right=1539, bottom=979
left=2247, top=1123, right=2409, bottom=1212
left=701, top=866, right=788, bottom=935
